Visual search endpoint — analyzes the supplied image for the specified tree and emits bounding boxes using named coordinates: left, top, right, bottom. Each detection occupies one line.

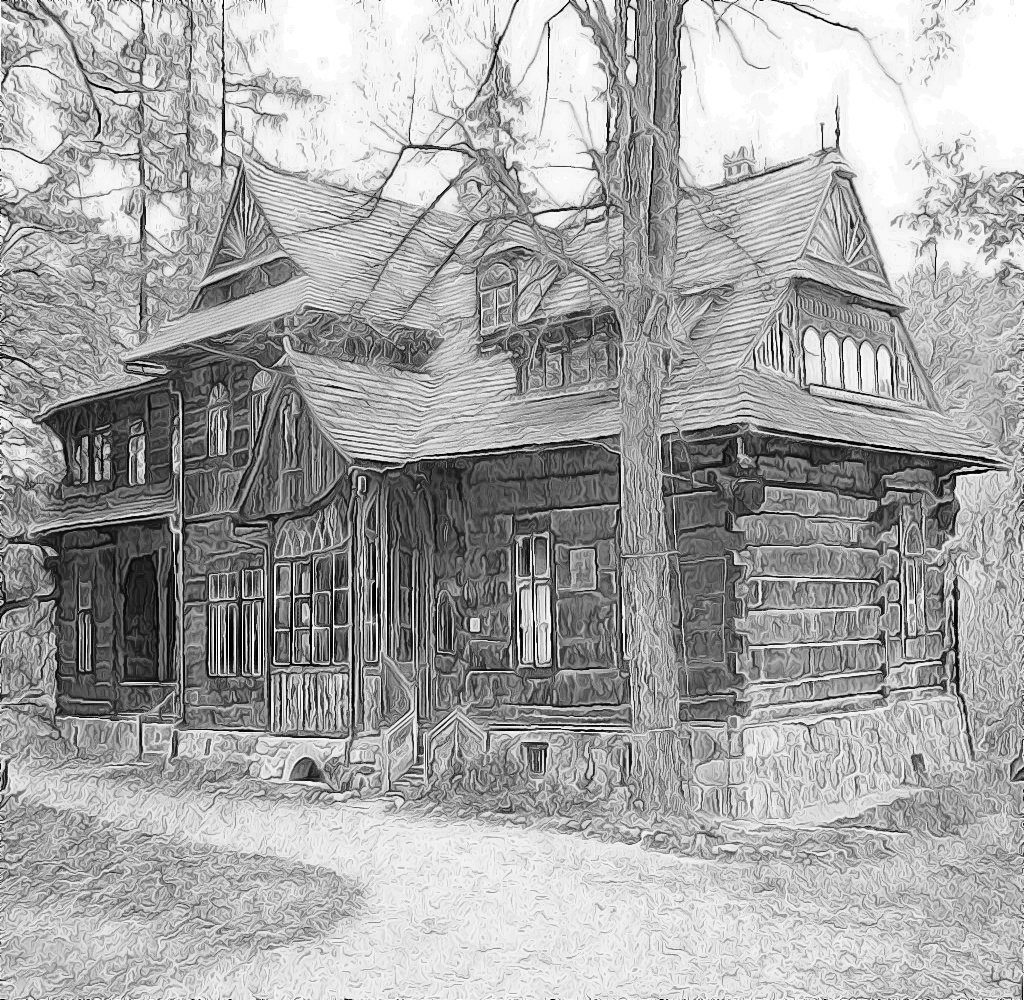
left=354, top=0, right=958, bottom=811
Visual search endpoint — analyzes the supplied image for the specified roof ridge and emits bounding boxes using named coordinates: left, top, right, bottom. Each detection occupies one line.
left=696, top=148, right=849, bottom=194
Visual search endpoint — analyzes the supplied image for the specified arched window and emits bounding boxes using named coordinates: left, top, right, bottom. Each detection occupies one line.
left=802, top=327, right=823, bottom=385
left=842, top=337, right=860, bottom=392
left=478, top=262, right=515, bottom=334
left=877, top=345, right=894, bottom=396
left=435, top=591, right=456, bottom=654
left=208, top=382, right=230, bottom=457
left=281, top=391, right=300, bottom=470
left=823, top=333, right=841, bottom=388
left=128, top=420, right=147, bottom=486
left=860, top=342, right=877, bottom=394
left=251, top=370, right=273, bottom=441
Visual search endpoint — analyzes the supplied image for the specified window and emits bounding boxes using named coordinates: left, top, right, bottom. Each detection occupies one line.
left=479, top=262, right=515, bottom=334
left=823, top=332, right=842, bottom=388
left=207, top=571, right=240, bottom=677
left=240, top=569, right=266, bottom=676
left=877, top=345, right=894, bottom=396
left=274, top=548, right=349, bottom=666
left=901, top=503, right=927, bottom=641
left=394, top=544, right=414, bottom=662
left=514, top=533, right=552, bottom=668
left=435, top=591, right=456, bottom=654
left=860, top=342, right=877, bottom=394
left=92, top=428, right=112, bottom=483
left=802, top=328, right=822, bottom=385
left=127, top=420, right=146, bottom=486
left=281, top=392, right=301, bottom=470
left=208, top=382, right=230, bottom=457
left=72, top=435, right=90, bottom=485
left=76, top=576, right=93, bottom=673
left=842, top=337, right=860, bottom=392
left=251, top=371, right=273, bottom=441
left=523, top=742, right=548, bottom=776
left=522, top=326, right=617, bottom=394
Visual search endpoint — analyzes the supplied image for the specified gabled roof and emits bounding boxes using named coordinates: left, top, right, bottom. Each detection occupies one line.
left=284, top=339, right=1001, bottom=468
left=36, top=371, right=160, bottom=423
left=127, top=158, right=466, bottom=363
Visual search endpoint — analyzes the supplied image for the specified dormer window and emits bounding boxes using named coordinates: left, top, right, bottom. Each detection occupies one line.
left=519, top=315, right=619, bottom=395
left=479, top=262, right=515, bottom=335
left=800, top=326, right=900, bottom=401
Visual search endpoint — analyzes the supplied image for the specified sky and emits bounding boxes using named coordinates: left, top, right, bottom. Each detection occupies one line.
left=251, top=0, right=1024, bottom=278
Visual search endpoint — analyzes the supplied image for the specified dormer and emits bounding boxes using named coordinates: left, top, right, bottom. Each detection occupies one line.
left=191, top=170, right=300, bottom=313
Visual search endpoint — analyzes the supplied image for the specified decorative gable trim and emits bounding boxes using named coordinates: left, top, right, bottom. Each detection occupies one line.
left=805, top=178, right=886, bottom=281
left=204, top=170, right=285, bottom=283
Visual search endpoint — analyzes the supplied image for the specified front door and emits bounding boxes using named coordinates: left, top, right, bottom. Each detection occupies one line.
left=123, top=555, right=160, bottom=681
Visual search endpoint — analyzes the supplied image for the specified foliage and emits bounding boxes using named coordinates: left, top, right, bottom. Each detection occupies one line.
left=898, top=256, right=1024, bottom=756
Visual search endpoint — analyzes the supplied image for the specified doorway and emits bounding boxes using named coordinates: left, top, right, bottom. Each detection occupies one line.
left=122, top=554, right=160, bottom=681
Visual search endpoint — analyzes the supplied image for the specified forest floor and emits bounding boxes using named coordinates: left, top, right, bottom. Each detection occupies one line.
left=0, top=729, right=1020, bottom=999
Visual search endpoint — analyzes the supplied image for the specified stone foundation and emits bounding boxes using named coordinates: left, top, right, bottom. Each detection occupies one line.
left=727, top=690, right=971, bottom=820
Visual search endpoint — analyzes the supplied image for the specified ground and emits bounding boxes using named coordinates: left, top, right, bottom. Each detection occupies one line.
left=0, top=735, right=1020, bottom=999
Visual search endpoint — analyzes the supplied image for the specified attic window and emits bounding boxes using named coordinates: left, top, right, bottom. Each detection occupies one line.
left=520, top=315, right=618, bottom=395
left=193, top=257, right=297, bottom=312
left=479, top=262, right=515, bottom=335
left=801, top=327, right=905, bottom=402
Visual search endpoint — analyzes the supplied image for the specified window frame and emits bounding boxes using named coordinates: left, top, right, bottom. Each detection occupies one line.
left=435, top=590, right=456, bottom=654
left=76, top=574, right=94, bottom=673
left=478, top=261, right=516, bottom=335
left=900, top=502, right=928, bottom=642
left=802, top=327, right=823, bottom=385
left=513, top=531, right=554, bottom=669
left=273, top=546, right=350, bottom=668
left=208, top=382, right=230, bottom=458
left=127, top=420, right=147, bottom=486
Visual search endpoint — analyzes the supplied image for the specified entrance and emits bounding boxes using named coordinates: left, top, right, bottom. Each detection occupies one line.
left=122, top=555, right=160, bottom=681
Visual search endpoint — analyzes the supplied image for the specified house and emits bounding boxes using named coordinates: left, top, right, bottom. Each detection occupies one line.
left=28, top=147, right=1000, bottom=818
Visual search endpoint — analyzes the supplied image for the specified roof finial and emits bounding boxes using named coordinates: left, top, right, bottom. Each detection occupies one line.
left=819, top=122, right=825, bottom=152
left=834, top=97, right=841, bottom=150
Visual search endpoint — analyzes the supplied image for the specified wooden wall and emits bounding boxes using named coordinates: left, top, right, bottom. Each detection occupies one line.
left=181, top=517, right=269, bottom=730
left=426, top=445, right=628, bottom=722
left=55, top=521, right=174, bottom=717
left=180, top=359, right=258, bottom=518
left=732, top=436, right=956, bottom=714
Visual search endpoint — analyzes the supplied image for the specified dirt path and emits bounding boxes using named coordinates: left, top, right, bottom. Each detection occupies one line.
left=1, top=755, right=1019, bottom=999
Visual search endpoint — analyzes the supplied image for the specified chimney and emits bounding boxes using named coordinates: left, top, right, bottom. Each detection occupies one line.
left=723, top=145, right=756, bottom=183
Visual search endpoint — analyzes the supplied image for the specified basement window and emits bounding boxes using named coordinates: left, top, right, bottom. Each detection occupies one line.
left=523, top=742, right=548, bottom=777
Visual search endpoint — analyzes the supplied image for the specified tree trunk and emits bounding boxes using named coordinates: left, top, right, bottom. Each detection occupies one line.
left=614, top=0, right=688, bottom=813
left=137, top=3, right=149, bottom=340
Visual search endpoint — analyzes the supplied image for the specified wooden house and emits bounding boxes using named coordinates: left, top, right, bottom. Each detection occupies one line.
left=30, top=149, right=1000, bottom=817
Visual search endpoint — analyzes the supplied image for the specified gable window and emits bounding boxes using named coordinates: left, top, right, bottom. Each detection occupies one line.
left=251, top=370, right=273, bottom=441
left=208, top=382, right=230, bottom=458
left=76, top=575, right=94, bottom=673
left=901, top=502, right=927, bottom=641
left=877, top=346, right=894, bottom=396
left=514, top=533, right=552, bottom=668
left=479, top=262, right=515, bottom=335
left=127, top=420, right=147, bottom=486
left=823, top=332, right=842, bottom=388
left=281, top=392, right=300, bottom=470
left=435, top=591, right=456, bottom=654
left=860, top=342, right=877, bottom=394
left=842, top=337, right=860, bottom=392
left=802, top=328, right=823, bottom=385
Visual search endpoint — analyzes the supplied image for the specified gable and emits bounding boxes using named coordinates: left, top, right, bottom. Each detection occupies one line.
left=205, top=171, right=284, bottom=280
left=805, top=178, right=885, bottom=279
left=238, top=380, right=348, bottom=520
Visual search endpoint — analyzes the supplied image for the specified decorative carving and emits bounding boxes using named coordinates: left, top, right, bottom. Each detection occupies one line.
left=806, top=180, right=883, bottom=276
